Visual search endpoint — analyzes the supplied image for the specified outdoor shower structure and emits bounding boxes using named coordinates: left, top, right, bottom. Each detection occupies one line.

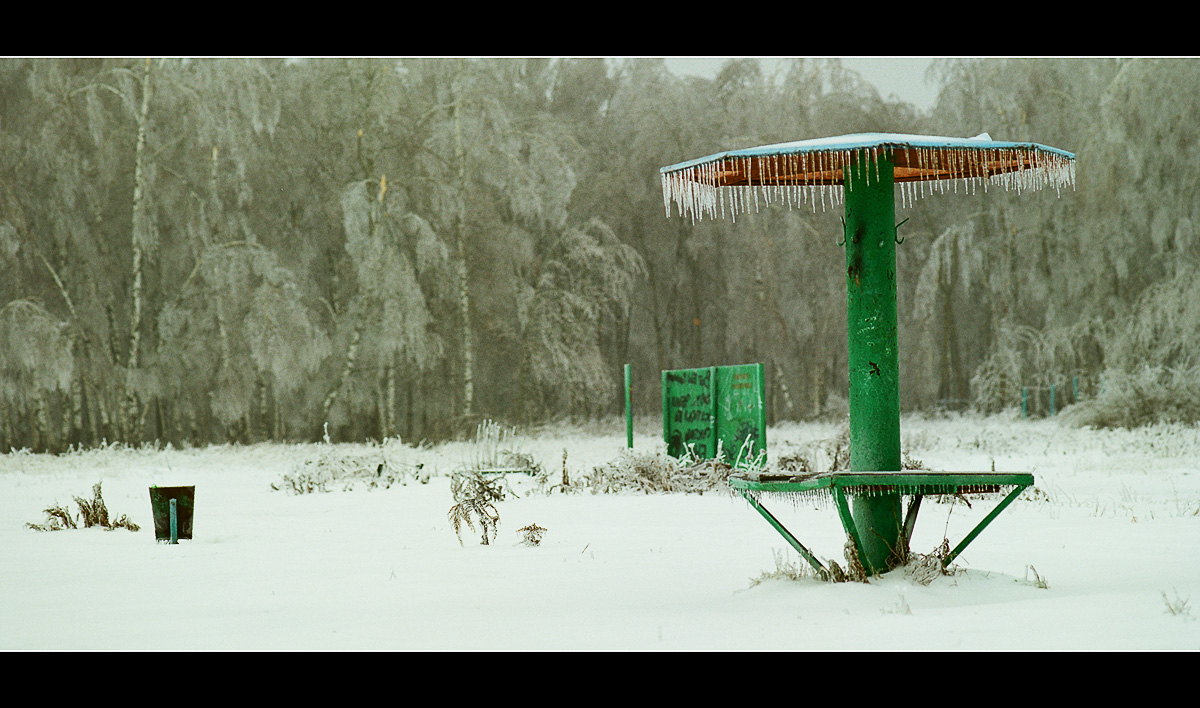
left=660, top=133, right=1074, bottom=577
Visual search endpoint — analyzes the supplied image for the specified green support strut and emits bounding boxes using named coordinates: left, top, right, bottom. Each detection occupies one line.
left=843, top=152, right=902, bottom=576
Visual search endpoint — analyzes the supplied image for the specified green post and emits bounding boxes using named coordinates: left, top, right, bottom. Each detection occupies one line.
left=624, top=364, right=633, bottom=449
left=661, top=369, right=669, bottom=450
left=1050, top=384, right=1056, bottom=416
left=843, top=152, right=902, bottom=575
left=169, top=498, right=178, bottom=545
left=1022, top=387, right=1028, bottom=419
left=1072, top=375, right=1079, bottom=402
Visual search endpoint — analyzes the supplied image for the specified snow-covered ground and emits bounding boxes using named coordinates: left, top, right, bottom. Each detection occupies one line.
left=3, top=413, right=1197, bottom=650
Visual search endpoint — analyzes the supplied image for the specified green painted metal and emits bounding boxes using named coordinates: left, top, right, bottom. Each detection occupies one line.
left=625, top=363, right=633, bottom=449
left=739, top=490, right=830, bottom=580
left=663, top=363, right=765, bottom=466
left=1073, top=376, right=1079, bottom=402
left=169, top=498, right=178, bottom=545
left=730, top=471, right=1033, bottom=575
left=661, top=370, right=669, bottom=453
left=832, top=486, right=869, bottom=575
left=662, top=366, right=717, bottom=458
left=1050, top=384, right=1057, bottom=416
left=902, top=495, right=923, bottom=553
left=843, top=152, right=903, bottom=574
left=941, top=484, right=1028, bottom=567
left=1022, top=387, right=1028, bottom=419
left=730, top=471, right=1034, bottom=495
left=714, top=363, right=767, bottom=466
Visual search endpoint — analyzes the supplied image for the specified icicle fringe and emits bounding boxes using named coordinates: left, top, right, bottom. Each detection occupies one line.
left=662, top=144, right=1075, bottom=222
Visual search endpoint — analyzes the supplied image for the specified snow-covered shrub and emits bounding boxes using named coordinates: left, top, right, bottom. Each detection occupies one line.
left=272, top=435, right=425, bottom=494
left=1061, top=365, right=1200, bottom=429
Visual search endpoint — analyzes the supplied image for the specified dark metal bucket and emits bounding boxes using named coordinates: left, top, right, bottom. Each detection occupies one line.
left=148, top=486, right=195, bottom=542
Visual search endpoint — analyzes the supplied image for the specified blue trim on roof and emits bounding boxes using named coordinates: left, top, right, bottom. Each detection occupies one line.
left=660, top=133, right=1075, bottom=174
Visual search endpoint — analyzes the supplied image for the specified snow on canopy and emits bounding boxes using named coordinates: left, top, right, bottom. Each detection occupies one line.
left=660, top=132, right=1076, bottom=222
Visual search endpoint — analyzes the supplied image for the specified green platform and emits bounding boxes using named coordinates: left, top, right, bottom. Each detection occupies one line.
left=730, top=470, right=1033, bottom=579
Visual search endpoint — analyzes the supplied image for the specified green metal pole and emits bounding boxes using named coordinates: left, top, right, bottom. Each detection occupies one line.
left=1022, top=387, right=1028, bottom=419
left=169, top=498, right=178, bottom=545
left=843, top=152, right=902, bottom=576
left=624, top=364, right=633, bottom=449
left=1050, top=384, right=1056, bottom=416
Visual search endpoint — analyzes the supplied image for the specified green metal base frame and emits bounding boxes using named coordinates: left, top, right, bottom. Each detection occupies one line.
left=732, top=471, right=1034, bottom=578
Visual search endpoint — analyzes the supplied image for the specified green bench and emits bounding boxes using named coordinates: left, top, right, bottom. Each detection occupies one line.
left=729, top=470, right=1034, bottom=580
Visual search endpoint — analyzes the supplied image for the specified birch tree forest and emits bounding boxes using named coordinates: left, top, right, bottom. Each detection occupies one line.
left=2, top=57, right=1198, bottom=452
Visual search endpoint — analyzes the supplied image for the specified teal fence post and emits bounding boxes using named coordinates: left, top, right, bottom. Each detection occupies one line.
left=1050, top=384, right=1056, bottom=416
left=1072, top=375, right=1079, bottom=402
left=624, top=364, right=633, bottom=449
left=1021, top=387, right=1028, bottom=419
left=661, top=370, right=668, bottom=451
left=169, top=498, right=178, bottom=545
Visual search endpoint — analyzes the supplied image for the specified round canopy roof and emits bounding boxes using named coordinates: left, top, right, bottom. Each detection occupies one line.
left=660, top=132, right=1076, bottom=221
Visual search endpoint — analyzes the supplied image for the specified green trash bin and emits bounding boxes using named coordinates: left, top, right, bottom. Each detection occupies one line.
left=148, top=486, right=195, bottom=542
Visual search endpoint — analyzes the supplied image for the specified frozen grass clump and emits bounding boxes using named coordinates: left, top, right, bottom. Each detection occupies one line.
left=272, top=426, right=427, bottom=495
left=587, top=447, right=732, bottom=495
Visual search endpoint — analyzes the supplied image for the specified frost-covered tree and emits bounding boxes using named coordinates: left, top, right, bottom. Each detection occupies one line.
left=0, top=299, right=74, bottom=450
left=402, top=58, right=579, bottom=421
left=322, top=178, right=452, bottom=438
left=517, top=218, right=644, bottom=419
left=157, top=242, right=329, bottom=442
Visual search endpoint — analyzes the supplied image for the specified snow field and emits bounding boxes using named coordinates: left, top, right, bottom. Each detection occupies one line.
left=2, top=414, right=1197, bottom=649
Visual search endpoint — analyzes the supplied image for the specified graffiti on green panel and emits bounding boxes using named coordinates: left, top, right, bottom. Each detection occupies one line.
left=662, top=363, right=765, bottom=467
left=662, top=366, right=716, bottom=459
left=715, top=363, right=766, bottom=466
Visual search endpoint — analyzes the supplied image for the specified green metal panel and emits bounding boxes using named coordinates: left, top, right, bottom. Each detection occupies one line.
left=662, top=366, right=717, bottom=459
left=715, top=363, right=767, bottom=467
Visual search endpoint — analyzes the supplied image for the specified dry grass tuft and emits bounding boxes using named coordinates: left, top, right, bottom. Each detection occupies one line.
left=27, top=482, right=139, bottom=532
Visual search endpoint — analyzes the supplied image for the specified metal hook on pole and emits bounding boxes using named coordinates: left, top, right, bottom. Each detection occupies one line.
left=895, top=217, right=909, bottom=244
left=837, top=216, right=847, bottom=246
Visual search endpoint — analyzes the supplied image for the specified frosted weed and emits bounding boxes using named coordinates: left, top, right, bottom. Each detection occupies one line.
left=1023, top=564, right=1049, bottom=589
left=517, top=523, right=548, bottom=546
left=1161, top=588, right=1191, bottom=617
